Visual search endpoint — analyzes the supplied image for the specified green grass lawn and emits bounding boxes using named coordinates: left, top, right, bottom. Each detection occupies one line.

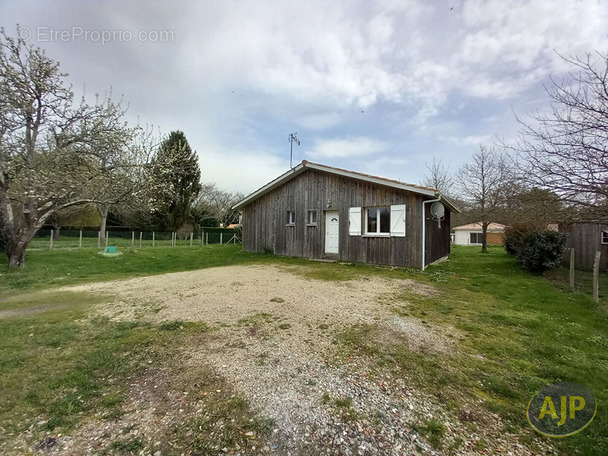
left=406, top=246, right=607, bottom=455
left=0, top=244, right=261, bottom=295
left=0, top=245, right=606, bottom=455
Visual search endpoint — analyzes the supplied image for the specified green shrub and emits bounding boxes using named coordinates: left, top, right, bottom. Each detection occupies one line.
left=503, top=224, right=535, bottom=255
left=516, top=230, right=567, bottom=273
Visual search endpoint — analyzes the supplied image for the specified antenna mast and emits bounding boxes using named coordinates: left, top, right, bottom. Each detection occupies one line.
left=288, top=132, right=300, bottom=168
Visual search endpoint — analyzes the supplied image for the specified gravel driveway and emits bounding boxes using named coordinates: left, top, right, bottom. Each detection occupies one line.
left=62, top=264, right=549, bottom=456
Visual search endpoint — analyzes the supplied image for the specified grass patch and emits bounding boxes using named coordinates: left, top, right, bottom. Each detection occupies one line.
left=334, top=396, right=353, bottom=408
left=159, top=320, right=185, bottom=331
left=0, top=298, right=160, bottom=442
left=237, top=312, right=274, bottom=327
left=420, top=418, right=446, bottom=449
left=167, top=366, right=274, bottom=455
left=0, top=286, right=263, bottom=454
left=331, top=246, right=608, bottom=455
left=105, top=438, right=144, bottom=454
left=0, top=244, right=264, bottom=296
left=335, top=323, right=380, bottom=357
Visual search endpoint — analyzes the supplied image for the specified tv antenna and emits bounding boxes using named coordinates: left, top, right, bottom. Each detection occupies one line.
left=430, top=201, right=445, bottom=228
left=288, top=132, right=300, bottom=168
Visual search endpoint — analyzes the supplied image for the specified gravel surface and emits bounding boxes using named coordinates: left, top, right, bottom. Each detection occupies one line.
left=49, top=264, right=553, bottom=456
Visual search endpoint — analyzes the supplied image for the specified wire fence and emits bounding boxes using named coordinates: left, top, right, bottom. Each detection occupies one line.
left=30, top=228, right=240, bottom=250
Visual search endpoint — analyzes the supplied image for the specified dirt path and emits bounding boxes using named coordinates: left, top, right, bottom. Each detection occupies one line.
left=0, top=304, right=66, bottom=319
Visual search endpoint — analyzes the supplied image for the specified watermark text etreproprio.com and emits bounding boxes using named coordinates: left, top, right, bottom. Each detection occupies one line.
left=18, top=26, right=174, bottom=45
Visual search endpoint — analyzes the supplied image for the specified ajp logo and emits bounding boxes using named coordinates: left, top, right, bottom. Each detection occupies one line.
left=527, top=382, right=596, bottom=437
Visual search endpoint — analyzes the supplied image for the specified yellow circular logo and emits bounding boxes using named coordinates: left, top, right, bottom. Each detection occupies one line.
left=527, top=382, right=596, bottom=437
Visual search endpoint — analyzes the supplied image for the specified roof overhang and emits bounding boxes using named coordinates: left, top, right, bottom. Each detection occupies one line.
left=233, top=160, right=460, bottom=213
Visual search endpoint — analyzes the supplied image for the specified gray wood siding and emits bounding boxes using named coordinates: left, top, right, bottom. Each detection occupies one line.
left=425, top=210, right=451, bottom=266
left=241, top=168, right=451, bottom=268
left=561, top=223, right=608, bottom=271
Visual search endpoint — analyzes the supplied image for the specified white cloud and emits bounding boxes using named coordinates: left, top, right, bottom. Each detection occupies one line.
left=308, top=137, right=389, bottom=159
left=3, top=0, right=608, bottom=193
left=198, top=146, right=288, bottom=195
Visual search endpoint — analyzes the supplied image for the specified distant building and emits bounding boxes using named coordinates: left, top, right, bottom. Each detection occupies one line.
left=452, top=222, right=507, bottom=246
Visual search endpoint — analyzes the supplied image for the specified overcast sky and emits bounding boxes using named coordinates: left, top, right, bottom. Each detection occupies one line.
left=2, top=0, right=608, bottom=194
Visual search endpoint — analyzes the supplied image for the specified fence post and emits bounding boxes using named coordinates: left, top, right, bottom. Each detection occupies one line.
left=132, top=231, right=135, bottom=247
left=173, top=232, right=176, bottom=247
left=593, top=251, right=601, bottom=302
left=139, top=231, right=143, bottom=248
left=152, top=231, right=155, bottom=247
left=106, top=231, right=109, bottom=248
left=569, top=248, right=575, bottom=291
left=190, top=232, right=193, bottom=247
left=220, top=232, right=223, bottom=245
left=201, top=231, right=204, bottom=246
left=206, top=232, right=209, bottom=245
left=49, top=229, right=53, bottom=250
left=79, top=230, right=83, bottom=248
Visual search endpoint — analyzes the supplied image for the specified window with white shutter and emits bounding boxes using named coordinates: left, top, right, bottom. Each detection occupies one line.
left=390, top=204, right=406, bottom=237
left=349, top=207, right=362, bottom=235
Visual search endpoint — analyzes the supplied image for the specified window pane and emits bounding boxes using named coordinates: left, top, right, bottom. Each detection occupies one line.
left=309, top=210, right=317, bottom=224
left=367, top=208, right=378, bottom=233
left=379, top=208, right=390, bottom=233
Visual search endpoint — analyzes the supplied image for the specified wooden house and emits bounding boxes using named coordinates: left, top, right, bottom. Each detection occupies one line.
left=233, top=161, right=459, bottom=269
left=560, top=222, right=608, bottom=271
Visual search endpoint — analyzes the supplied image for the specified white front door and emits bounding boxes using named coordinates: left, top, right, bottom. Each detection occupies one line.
left=325, top=211, right=339, bottom=254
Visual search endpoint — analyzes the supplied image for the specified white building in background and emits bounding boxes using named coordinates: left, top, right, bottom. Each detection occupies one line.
left=452, top=222, right=507, bottom=246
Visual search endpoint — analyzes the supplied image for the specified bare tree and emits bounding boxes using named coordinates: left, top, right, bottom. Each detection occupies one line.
left=509, top=52, right=608, bottom=220
left=0, top=28, right=136, bottom=267
left=91, top=122, right=158, bottom=242
left=422, top=157, right=454, bottom=196
left=194, top=184, right=243, bottom=227
left=456, top=146, right=508, bottom=252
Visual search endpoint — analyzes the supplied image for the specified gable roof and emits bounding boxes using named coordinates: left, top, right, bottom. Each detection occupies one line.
left=233, top=160, right=460, bottom=212
left=452, top=222, right=507, bottom=232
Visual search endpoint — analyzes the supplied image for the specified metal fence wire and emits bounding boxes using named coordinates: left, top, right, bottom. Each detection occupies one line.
left=31, top=228, right=240, bottom=249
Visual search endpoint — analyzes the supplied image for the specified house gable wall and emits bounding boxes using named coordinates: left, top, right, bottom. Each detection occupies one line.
left=241, top=168, right=451, bottom=267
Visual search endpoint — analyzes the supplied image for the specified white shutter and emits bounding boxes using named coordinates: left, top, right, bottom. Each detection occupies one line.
left=349, top=207, right=362, bottom=236
left=390, top=204, right=406, bottom=237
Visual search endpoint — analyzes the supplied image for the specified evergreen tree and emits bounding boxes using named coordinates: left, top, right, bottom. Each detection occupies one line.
left=150, top=131, right=201, bottom=231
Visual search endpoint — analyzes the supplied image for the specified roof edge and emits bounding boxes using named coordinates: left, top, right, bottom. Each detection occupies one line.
left=233, top=160, right=459, bottom=211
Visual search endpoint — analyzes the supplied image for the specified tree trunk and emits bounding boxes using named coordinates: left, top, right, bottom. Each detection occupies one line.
left=98, top=205, right=108, bottom=243
left=481, top=224, right=488, bottom=253
left=8, top=242, right=27, bottom=268
left=53, top=226, right=61, bottom=240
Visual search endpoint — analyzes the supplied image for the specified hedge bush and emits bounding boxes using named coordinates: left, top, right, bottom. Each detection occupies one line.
left=516, top=230, right=567, bottom=273
left=503, top=224, right=535, bottom=255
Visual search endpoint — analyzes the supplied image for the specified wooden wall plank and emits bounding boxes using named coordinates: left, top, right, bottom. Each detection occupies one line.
left=561, top=223, right=608, bottom=271
left=241, top=168, right=450, bottom=268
